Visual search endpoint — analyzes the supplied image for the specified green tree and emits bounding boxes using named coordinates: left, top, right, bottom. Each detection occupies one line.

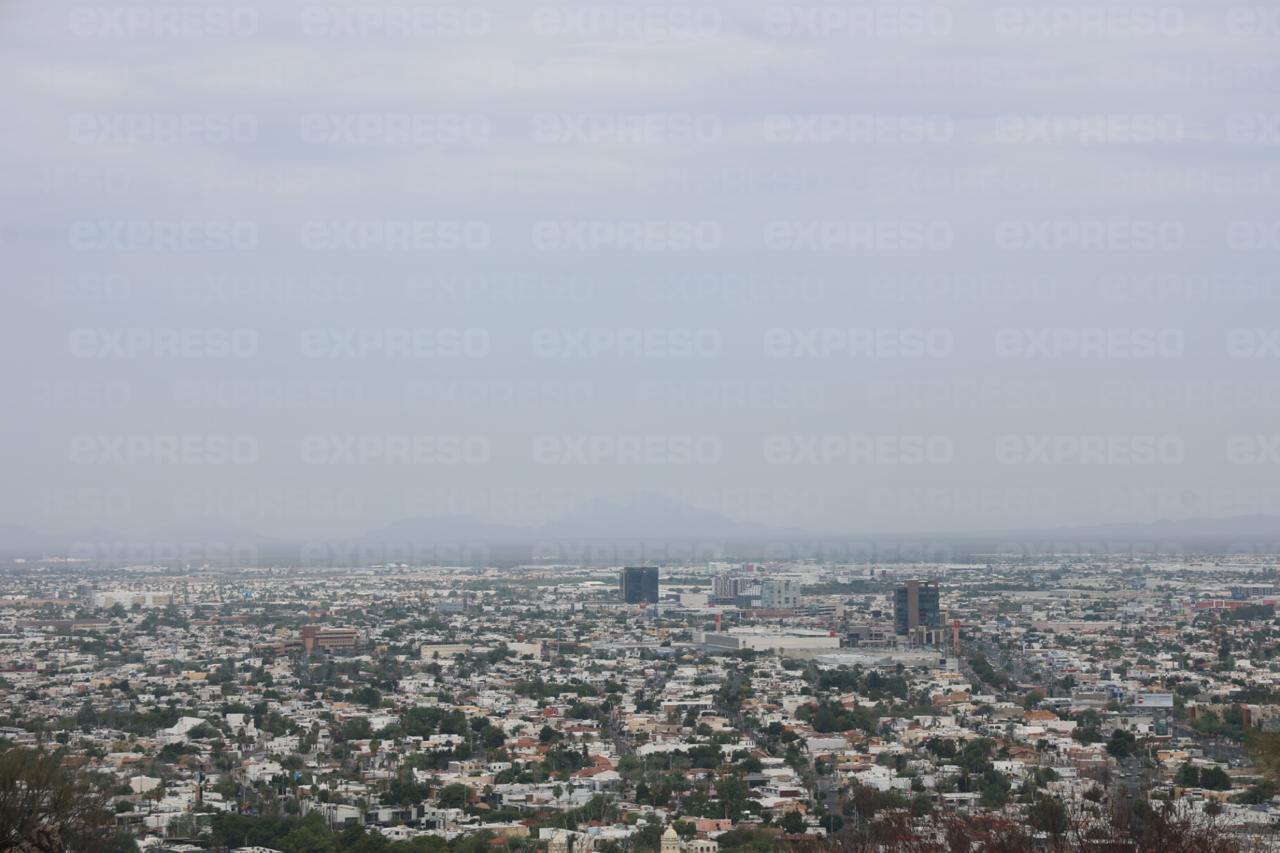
left=1106, top=728, right=1136, bottom=759
left=1175, top=762, right=1200, bottom=787
left=338, top=716, right=373, bottom=742
left=280, top=812, right=335, bottom=853
left=0, top=748, right=133, bottom=852
left=1200, top=766, right=1232, bottom=790
left=1027, top=796, right=1069, bottom=837
left=436, top=783, right=469, bottom=809
left=780, top=811, right=806, bottom=835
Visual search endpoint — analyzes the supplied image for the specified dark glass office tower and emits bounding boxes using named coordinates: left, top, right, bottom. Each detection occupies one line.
left=894, top=580, right=941, bottom=635
left=621, top=566, right=659, bottom=604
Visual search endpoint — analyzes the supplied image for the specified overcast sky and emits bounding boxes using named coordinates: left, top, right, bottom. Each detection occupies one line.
left=3, top=0, right=1279, bottom=544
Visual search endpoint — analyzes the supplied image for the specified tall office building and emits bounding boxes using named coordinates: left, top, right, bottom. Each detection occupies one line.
left=894, top=580, right=941, bottom=637
left=711, top=572, right=738, bottom=602
left=761, top=578, right=799, bottom=610
left=621, top=566, right=660, bottom=605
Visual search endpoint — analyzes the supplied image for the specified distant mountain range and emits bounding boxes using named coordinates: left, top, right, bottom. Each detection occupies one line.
left=1, top=504, right=1277, bottom=565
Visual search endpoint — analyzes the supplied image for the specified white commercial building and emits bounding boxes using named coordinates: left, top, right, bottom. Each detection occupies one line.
left=696, top=628, right=839, bottom=654
left=92, top=590, right=172, bottom=609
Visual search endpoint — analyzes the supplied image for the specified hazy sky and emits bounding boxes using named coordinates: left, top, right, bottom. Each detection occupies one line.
left=3, top=0, right=1280, bottom=543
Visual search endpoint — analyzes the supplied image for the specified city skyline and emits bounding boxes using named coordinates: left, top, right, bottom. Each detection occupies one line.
left=4, top=1, right=1280, bottom=849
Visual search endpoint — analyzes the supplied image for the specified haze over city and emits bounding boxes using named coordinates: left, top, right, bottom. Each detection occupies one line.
left=3, top=0, right=1280, bottom=551
left=5, top=4, right=1280, bottom=853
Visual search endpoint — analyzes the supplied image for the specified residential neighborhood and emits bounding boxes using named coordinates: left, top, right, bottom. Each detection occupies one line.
left=4, top=557, right=1280, bottom=851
